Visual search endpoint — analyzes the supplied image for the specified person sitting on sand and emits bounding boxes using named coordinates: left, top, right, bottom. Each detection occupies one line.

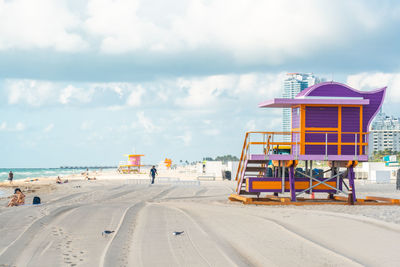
left=7, top=188, right=25, bottom=207
left=56, top=176, right=62, bottom=184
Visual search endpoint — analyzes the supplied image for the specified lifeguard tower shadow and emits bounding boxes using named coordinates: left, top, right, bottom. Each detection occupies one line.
left=230, top=82, right=400, bottom=205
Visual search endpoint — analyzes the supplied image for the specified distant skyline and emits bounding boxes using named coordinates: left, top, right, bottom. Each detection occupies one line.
left=1, top=0, right=400, bottom=167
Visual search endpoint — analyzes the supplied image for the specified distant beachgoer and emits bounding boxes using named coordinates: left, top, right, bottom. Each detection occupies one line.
left=56, top=176, right=62, bottom=184
left=8, top=171, right=13, bottom=184
left=7, top=188, right=25, bottom=207
left=150, top=166, right=158, bottom=184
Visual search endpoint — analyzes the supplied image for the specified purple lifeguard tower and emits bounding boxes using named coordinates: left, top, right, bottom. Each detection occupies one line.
left=235, top=82, right=386, bottom=202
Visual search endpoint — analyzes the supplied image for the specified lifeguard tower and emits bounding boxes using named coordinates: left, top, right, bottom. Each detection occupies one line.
left=164, top=158, right=172, bottom=169
left=231, top=82, right=387, bottom=204
left=118, top=154, right=144, bottom=174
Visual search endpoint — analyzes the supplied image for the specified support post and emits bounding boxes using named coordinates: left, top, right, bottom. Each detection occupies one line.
left=305, top=160, right=308, bottom=176
left=309, top=160, right=313, bottom=194
left=289, top=166, right=296, bottom=202
left=325, top=133, right=328, bottom=159
left=328, top=161, right=335, bottom=199
left=332, top=161, right=339, bottom=196
left=282, top=163, right=285, bottom=194
left=348, top=166, right=356, bottom=203
left=278, top=161, right=281, bottom=178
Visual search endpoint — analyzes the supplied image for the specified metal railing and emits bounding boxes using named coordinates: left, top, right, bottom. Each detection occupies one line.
left=235, top=131, right=369, bottom=182
left=235, top=131, right=300, bottom=192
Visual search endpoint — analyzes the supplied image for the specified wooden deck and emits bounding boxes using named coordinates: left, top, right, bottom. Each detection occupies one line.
left=229, top=194, right=400, bottom=206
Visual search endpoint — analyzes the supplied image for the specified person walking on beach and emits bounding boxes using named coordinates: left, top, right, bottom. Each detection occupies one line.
left=149, top=166, right=158, bottom=184
left=8, top=171, right=13, bottom=184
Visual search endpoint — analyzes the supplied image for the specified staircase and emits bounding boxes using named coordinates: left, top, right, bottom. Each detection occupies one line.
left=235, top=131, right=294, bottom=195
left=236, top=159, right=270, bottom=195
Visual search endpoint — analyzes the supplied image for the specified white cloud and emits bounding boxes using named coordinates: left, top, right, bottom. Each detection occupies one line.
left=15, top=122, right=25, bottom=131
left=347, top=72, right=400, bottom=103
left=176, top=72, right=285, bottom=108
left=135, top=111, right=157, bottom=133
left=0, top=0, right=396, bottom=64
left=3, top=72, right=290, bottom=111
left=79, top=0, right=395, bottom=64
left=0, top=121, right=25, bottom=132
left=0, top=122, right=7, bottom=131
left=5, top=79, right=134, bottom=107
left=4, top=72, right=288, bottom=110
left=43, top=123, right=54, bottom=133
left=113, top=86, right=123, bottom=98
left=175, top=75, right=234, bottom=108
left=126, top=85, right=145, bottom=107
left=59, top=85, right=94, bottom=104
left=84, top=0, right=149, bottom=53
left=6, top=79, right=55, bottom=107
left=0, top=0, right=87, bottom=52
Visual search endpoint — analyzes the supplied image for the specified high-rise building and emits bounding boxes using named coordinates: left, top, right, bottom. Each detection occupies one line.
left=282, top=73, right=323, bottom=140
left=369, top=110, right=400, bottom=154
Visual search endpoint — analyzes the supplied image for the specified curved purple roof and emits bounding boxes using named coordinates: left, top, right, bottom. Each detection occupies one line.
left=296, top=82, right=386, bottom=131
left=260, top=82, right=386, bottom=132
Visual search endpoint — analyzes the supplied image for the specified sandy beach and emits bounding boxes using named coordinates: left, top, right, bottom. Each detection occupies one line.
left=1, top=172, right=400, bottom=267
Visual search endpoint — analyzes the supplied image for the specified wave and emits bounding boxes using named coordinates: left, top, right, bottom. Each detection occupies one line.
left=0, top=167, right=109, bottom=182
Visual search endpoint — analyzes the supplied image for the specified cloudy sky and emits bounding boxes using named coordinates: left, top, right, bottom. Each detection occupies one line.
left=1, top=0, right=400, bottom=167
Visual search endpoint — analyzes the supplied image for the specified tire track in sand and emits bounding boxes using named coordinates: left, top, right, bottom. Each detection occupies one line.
left=100, top=186, right=175, bottom=267
left=131, top=203, right=254, bottom=267
left=169, top=204, right=361, bottom=266
left=0, top=204, right=80, bottom=265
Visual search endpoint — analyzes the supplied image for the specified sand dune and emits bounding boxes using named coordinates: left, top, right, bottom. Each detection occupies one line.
left=1, top=179, right=400, bottom=266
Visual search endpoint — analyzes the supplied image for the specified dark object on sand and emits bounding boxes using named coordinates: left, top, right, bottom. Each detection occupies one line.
left=173, top=231, right=184, bottom=236
left=33, top=196, right=41, bottom=205
left=102, top=230, right=115, bottom=236
left=397, top=169, right=400, bottom=190
left=223, top=171, right=231, bottom=180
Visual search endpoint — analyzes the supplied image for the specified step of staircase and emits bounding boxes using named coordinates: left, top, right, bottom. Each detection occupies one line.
left=239, top=190, right=260, bottom=196
left=245, top=166, right=267, bottom=172
left=247, top=159, right=269, bottom=164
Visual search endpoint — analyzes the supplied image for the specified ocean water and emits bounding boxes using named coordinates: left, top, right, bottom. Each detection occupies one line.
left=0, top=168, right=109, bottom=182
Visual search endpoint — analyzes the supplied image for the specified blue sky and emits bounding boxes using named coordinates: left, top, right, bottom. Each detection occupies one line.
left=1, top=0, right=400, bottom=167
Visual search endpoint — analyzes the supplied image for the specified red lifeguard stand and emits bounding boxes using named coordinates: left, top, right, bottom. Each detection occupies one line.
left=118, top=154, right=144, bottom=174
